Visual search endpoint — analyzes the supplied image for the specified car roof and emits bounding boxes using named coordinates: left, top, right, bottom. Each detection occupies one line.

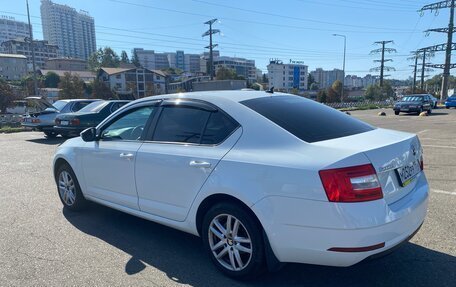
left=134, top=91, right=282, bottom=104
left=55, top=99, right=101, bottom=102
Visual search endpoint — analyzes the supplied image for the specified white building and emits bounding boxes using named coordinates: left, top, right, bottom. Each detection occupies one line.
left=1, top=37, right=58, bottom=69
left=134, top=48, right=202, bottom=73
left=213, top=56, right=257, bottom=83
left=40, top=0, right=96, bottom=60
left=0, top=53, right=28, bottom=81
left=0, top=16, right=31, bottom=49
left=310, top=68, right=344, bottom=89
left=267, top=60, right=308, bottom=92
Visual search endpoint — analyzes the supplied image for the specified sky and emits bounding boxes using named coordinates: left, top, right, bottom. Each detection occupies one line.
left=1, top=0, right=452, bottom=79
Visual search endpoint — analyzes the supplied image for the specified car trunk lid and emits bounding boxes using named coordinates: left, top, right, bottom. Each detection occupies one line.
left=313, top=128, right=422, bottom=204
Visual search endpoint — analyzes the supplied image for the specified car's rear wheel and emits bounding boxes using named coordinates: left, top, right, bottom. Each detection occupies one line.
left=202, top=202, right=265, bottom=279
left=427, top=108, right=432, bottom=114
left=44, top=131, right=57, bottom=138
left=56, top=163, right=87, bottom=211
left=394, top=111, right=399, bottom=115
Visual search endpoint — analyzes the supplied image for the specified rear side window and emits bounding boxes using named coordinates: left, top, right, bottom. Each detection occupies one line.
left=152, top=105, right=238, bottom=145
left=72, top=101, right=94, bottom=112
left=241, top=96, right=374, bottom=143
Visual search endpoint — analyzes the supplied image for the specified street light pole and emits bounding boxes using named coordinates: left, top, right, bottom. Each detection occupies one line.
left=333, top=34, right=346, bottom=103
left=26, top=0, right=38, bottom=95
left=203, top=19, right=220, bottom=81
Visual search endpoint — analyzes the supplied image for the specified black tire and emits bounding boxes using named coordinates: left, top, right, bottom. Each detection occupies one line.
left=446, top=106, right=450, bottom=109
left=55, top=163, right=87, bottom=211
left=44, top=131, right=57, bottom=138
left=202, top=202, right=265, bottom=280
left=417, top=107, right=423, bottom=115
left=394, top=111, right=399, bottom=115
left=427, top=108, right=432, bottom=114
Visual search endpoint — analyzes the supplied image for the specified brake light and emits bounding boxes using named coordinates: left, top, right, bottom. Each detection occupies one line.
left=319, top=164, right=383, bottom=202
left=420, top=155, right=424, bottom=170
left=71, top=118, right=80, bottom=126
left=31, top=118, right=40, bottom=123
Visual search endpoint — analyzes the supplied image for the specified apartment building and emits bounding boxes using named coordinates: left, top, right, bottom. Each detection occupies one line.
left=1, top=37, right=58, bottom=69
left=40, top=0, right=96, bottom=60
left=213, top=56, right=257, bottom=83
left=310, top=68, right=344, bottom=89
left=0, top=16, right=31, bottom=48
left=0, top=53, right=27, bottom=80
left=267, top=59, right=308, bottom=91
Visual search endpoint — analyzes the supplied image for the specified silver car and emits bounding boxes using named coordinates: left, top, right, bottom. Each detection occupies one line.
left=21, top=98, right=100, bottom=138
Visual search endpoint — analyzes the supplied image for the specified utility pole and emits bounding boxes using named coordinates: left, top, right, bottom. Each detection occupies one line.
left=408, top=51, right=421, bottom=93
left=333, top=34, right=346, bottom=103
left=26, top=0, right=38, bottom=95
left=419, top=0, right=455, bottom=100
left=421, top=50, right=427, bottom=90
left=370, top=41, right=396, bottom=87
left=202, top=19, right=220, bottom=81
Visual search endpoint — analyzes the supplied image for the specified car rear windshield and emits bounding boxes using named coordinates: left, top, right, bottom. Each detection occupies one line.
left=241, top=96, right=374, bottom=143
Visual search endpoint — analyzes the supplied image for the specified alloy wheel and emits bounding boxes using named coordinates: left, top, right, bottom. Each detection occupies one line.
left=58, top=170, right=76, bottom=206
left=208, top=214, right=253, bottom=271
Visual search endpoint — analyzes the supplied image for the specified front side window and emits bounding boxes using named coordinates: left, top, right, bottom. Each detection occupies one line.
left=101, top=105, right=155, bottom=141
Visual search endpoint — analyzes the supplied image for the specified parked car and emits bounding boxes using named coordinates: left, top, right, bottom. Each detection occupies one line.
left=5, top=97, right=48, bottom=114
left=445, top=95, right=456, bottom=108
left=53, top=91, right=428, bottom=279
left=22, top=98, right=100, bottom=138
left=393, top=94, right=433, bottom=115
left=54, top=100, right=130, bottom=138
left=429, top=95, right=438, bottom=108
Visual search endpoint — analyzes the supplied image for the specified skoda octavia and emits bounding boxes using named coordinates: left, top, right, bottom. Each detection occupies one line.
left=53, top=91, right=429, bottom=279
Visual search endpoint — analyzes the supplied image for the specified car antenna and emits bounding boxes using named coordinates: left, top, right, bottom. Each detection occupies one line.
left=266, top=86, right=274, bottom=94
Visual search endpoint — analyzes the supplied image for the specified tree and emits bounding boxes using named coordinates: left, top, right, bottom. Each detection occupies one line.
left=309, top=82, right=319, bottom=91
left=120, top=50, right=130, bottom=64
left=325, top=80, right=343, bottom=103
left=307, top=73, right=316, bottom=89
left=91, top=78, right=115, bottom=100
left=58, top=72, right=85, bottom=99
left=262, top=74, right=268, bottom=83
left=131, top=49, right=141, bottom=68
left=290, top=88, right=299, bottom=95
left=317, top=89, right=327, bottom=103
left=0, top=79, right=16, bottom=113
left=44, top=71, right=60, bottom=88
left=365, top=81, right=394, bottom=101
left=88, top=47, right=121, bottom=72
left=20, top=75, right=44, bottom=96
left=216, top=67, right=244, bottom=80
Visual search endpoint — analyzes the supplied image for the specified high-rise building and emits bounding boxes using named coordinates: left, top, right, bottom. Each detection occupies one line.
left=40, top=0, right=96, bottom=60
left=267, top=59, right=308, bottom=91
left=310, top=68, right=344, bottom=89
left=0, top=16, right=31, bottom=49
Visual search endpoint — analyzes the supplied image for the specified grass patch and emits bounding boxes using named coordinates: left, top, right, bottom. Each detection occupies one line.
left=0, top=126, right=26, bottom=133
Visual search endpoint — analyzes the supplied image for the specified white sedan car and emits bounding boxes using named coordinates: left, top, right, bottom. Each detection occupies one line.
left=53, top=91, right=429, bottom=279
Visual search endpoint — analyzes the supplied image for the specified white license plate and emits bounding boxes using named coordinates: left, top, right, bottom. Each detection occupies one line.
left=396, top=160, right=420, bottom=187
left=60, top=120, right=69, bottom=126
left=401, top=108, right=409, bottom=111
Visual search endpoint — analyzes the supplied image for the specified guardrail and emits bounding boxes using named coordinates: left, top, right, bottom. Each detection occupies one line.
left=325, top=101, right=393, bottom=109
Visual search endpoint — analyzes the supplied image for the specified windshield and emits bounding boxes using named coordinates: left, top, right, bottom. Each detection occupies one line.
left=77, top=101, right=107, bottom=113
left=402, top=96, right=424, bottom=102
left=51, top=101, right=68, bottom=111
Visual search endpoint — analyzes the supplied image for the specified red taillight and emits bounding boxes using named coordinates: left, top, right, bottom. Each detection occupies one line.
left=31, top=118, right=40, bottom=123
left=71, top=118, right=80, bottom=126
left=319, top=164, right=383, bottom=202
left=420, top=155, right=424, bottom=170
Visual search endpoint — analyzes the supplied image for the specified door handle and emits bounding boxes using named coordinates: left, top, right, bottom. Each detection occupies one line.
left=189, top=160, right=211, bottom=168
left=119, top=153, right=134, bottom=160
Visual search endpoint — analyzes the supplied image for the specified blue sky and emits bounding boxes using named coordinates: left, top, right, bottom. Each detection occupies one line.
left=2, top=0, right=451, bottom=79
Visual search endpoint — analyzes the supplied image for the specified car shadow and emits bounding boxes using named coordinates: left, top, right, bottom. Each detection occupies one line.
left=26, top=137, right=67, bottom=145
left=63, top=204, right=456, bottom=287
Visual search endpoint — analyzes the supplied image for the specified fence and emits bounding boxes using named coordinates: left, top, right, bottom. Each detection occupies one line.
left=325, top=100, right=393, bottom=109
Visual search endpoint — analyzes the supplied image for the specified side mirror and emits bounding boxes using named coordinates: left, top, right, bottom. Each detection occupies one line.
left=81, top=127, right=98, bottom=142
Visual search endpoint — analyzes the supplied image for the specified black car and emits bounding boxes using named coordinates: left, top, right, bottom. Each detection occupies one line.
left=393, top=94, right=433, bottom=115
left=54, top=100, right=130, bottom=137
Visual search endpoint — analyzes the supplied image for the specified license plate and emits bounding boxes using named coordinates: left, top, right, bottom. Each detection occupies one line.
left=401, top=108, right=409, bottom=111
left=396, top=160, right=420, bottom=187
left=60, top=120, right=69, bottom=126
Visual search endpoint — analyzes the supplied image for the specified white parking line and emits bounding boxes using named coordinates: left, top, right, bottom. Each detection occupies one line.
left=417, top=130, right=428, bottom=134
left=432, top=189, right=456, bottom=196
left=422, top=144, right=456, bottom=149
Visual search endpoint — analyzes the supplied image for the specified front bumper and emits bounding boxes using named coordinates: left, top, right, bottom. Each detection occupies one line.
left=252, top=173, right=429, bottom=267
left=394, top=107, right=422, bottom=113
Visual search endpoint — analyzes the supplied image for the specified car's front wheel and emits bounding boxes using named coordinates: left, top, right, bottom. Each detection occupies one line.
left=394, top=111, right=400, bottom=115
left=44, top=131, right=57, bottom=138
left=202, top=202, right=265, bottom=279
left=56, top=163, right=87, bottom=211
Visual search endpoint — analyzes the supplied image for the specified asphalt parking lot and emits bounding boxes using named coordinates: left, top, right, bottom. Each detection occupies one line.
left=0, top=108, right=455, bottom=287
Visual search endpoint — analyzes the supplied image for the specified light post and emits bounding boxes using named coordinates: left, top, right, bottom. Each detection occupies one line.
left=333, top=34, right=346, bottom=103
left=203, top=19, right=220, bottom=81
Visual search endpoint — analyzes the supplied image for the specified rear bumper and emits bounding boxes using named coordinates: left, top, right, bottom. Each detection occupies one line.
left=21, top=123, right=54, bottom=131
left=53, top=126, right=86, bottom=136
left=252, top=173, right=429, bottom=267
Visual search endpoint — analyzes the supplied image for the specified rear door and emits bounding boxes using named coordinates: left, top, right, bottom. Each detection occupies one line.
left=135, top=99, right=241, bottom=221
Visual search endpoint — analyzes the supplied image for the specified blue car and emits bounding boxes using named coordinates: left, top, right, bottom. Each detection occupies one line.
left=445, top=95, right=456, bottom=108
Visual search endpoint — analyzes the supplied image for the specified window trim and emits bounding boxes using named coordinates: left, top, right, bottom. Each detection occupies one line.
left=97, top=100, right=161, bottom=142
left=143, top=98, right=240, bottom=147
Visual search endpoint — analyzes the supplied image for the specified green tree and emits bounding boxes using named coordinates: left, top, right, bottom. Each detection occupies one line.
left=0, top=79, right=16, bottom=113
left=131, top=49, right=141, bottom=68
left=317, top=89, right=327, bottom=103
left=325, top=80, right=343, bottom=103
left=309, top=82, right=319, bottom=91
left=88, top=47, right=121, bottom=72
left=20, top=75, right=44, bottom=96
left=262, top=74, right=268, bottom=83
left=365, top=81, right=394, bottom=101
left=290, top=88, right=299, bottom=95
left=58, top=72, right=85, bottom=99
left=307, top=73, right=316, bottom=89
left=44, top=71, right=60, bottom=88
left=216, top=67, right=245, bottom=80
left=91, top=78, right=115, bottom=100
left=120, top=50, right=130, bottom=64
